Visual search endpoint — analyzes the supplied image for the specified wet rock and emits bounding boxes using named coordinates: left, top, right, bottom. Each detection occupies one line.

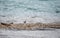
left=24, top=21, right=26, bottom=23
left=1, top=23, right=11, bottom=27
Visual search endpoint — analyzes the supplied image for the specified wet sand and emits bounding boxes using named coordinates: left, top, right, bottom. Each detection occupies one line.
left=0, top=22, right=60, bottom=30
left=0, top=22, right=60, bottom=38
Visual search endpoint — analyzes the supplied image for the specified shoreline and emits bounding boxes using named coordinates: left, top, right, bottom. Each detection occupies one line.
left=0, top=22, right=60, bottom=30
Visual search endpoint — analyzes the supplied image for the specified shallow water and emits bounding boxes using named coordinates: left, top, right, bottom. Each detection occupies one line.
left=0, top=29, right=60, bottom=38
left=0, top=0, right=60, bottom=23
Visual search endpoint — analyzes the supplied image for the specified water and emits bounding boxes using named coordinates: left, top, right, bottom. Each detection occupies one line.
left=0, top=29, right=60, bottom=38
left=0, top=0, right=60, bottom=23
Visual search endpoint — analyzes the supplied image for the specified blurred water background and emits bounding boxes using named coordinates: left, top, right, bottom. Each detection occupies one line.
left=0, top=0, right=60, bottom=24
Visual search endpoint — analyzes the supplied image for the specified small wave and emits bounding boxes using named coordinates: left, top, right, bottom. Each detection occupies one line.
left=39, top=0, right=49, bottom=1
left=26, top=7, right=40, bottom=12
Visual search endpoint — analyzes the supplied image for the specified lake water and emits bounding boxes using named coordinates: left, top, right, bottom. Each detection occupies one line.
left=0, top=0, right=60, bottom=24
